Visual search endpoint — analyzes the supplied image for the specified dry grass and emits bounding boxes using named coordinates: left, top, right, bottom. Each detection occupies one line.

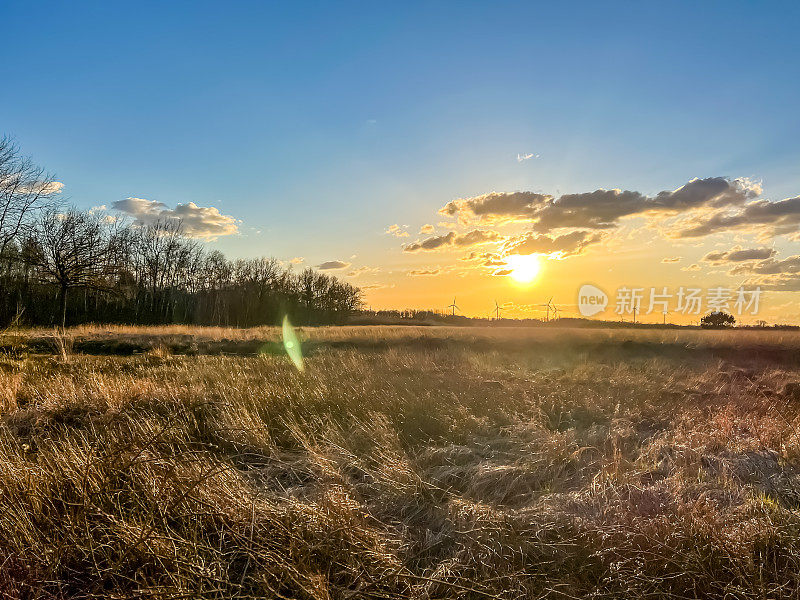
left=24, top=322, right=800, bottom=347
left=1, top=326, right=800, bottom=598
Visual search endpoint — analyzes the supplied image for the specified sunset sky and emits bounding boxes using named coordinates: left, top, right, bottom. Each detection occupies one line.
left=4, top=1, right=800, bottom=323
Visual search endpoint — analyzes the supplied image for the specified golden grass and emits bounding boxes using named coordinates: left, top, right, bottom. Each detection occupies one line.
left=1, top=326, right=800, bottom=598
left=21, top=322, right=800, bottom=348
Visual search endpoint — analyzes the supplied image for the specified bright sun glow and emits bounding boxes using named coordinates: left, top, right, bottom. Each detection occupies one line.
left=505, top=254, right=541, bottom=284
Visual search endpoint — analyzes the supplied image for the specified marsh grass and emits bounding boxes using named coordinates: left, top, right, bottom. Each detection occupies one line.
left=1, top=326, right=800, bottom=597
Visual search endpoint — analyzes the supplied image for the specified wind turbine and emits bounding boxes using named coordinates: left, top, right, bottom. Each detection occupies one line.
left=551, top=303, right=560, bottom=321
left=447, top=297, right=460, bottom=316
left=493, top=299, right=501, bottom=320
left=537, top=296, right=555, bottom=322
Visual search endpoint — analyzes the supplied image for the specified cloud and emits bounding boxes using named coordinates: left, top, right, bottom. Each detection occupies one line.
left=37, top=181, right=64, bottom=195
left=702, top=246, right=777, bottom=263
left=462, top=250, right=499, bottom=261
left=407, top=268, right=440, bottom=276
left=7, top=179, right=64, bottom=195
left=726, top=255, right=800, bottom=290
left=729, top=255, right=800, bottom=276
left=681, top=263, right=701, bottom=272
left=502, top=230, right=603, bottom=257
left=492, top=269, right=514, bottom=276
left=437, top=221, right=459, bottom=229
left=661, top=256, right=682, bottom=263
left=403, top=229, right=502, bottom=253
left=385, top=224, right=408, bottom=237
left=516, top=153, right=539, bottom=162
left=675, top=196, right=800, bottom=239
left=347, top=266, right=380, bottom=277
left=440, top=192, right=551, bottom=224
left=111, top=197, right=239, bottom=239
left=290, top=257, right=305, bottom=264
left=654, top=177, right=760, bottom=210
left=739, top=273, right=800, bottom=291
left=317, top=260, right=351, bottom=270
left=419, top=224, right=435, bottom=234
left=439, top=178, right=759, bottom=231
left=535, top=178, right=758, bottom=232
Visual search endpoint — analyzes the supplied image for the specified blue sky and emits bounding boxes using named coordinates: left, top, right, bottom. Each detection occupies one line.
left=4, top=1, right=800, bottom=319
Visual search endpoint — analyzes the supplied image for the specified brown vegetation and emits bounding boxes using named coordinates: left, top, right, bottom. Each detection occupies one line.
left=2, top=326, right=800, bottom=598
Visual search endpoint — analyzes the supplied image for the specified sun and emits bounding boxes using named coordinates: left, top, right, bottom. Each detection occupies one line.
left=504, top=254, right=541, bottom=284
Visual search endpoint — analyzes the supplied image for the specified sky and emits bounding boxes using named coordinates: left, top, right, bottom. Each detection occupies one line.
left=3, top=1, right=800, bottom=324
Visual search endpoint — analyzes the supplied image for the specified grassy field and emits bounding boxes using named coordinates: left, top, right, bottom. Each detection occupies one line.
left=3, top=325, right=800, bottom=598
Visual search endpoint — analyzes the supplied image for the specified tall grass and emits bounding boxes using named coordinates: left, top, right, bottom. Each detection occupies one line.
left=1, top=327, right=799, bottom=597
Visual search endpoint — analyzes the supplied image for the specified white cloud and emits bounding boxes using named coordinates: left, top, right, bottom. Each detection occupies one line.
left=111, top=197, right=239, bottom=239
left=385, top=224, right=409, bottom=237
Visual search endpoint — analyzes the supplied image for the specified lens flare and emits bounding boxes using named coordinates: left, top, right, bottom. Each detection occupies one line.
left=282, top=315, right=304, bottom=371
left=505, top=254, right=541, bottom=284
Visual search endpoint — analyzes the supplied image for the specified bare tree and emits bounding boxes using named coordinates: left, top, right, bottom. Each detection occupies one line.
left=0, top=137, right=61, bottom=254
left=35, top=208, right=125, bottom=329
left=0, top=138, right=364, bottom=328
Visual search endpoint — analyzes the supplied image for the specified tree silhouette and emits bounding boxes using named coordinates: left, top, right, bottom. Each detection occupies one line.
left=700, top=311, right=736, bottom=329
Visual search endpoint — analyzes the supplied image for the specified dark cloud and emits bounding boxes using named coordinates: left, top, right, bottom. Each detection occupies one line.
left=317, top=260, right=351, bottom=270
left=726, top=255, right=800, bottom=291
left=534, top=189, right=648, bottom=231
left=503, top=230, right=603, bottom=257
left=439, top=192, right=551, bottom=222
left=112, top=197, right=238, bottom=239
left=730, top=255, right=800, bottom=276
left=404, top=232, right=456, bottom=252
left=438, top=178, right=759, bottom=232
left=652, top=177, right=757, bottom=210
left=742, top=274, right=800, bottom=291
left=403, top=229, right=502, bottom=252
left=675, top=196, right=800, bottom=238
left=702, top=247, right=777, bottom=263
left=534, top=178, right=758, bottom=232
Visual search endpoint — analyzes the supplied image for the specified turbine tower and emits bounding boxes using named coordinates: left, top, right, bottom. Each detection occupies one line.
left=447, top=297, right=460, bottom=316
left=537, top=296, right=555, bottom=322
left=493, top=299, right=501, bottom=320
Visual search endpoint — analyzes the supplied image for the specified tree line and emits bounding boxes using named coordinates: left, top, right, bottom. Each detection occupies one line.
left=0, top=137, right=363, bottom=328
